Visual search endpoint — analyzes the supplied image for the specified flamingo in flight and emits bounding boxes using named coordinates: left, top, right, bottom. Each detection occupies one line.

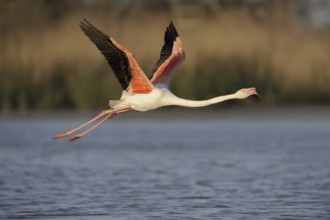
left=54, top=19, right=260, bottom=142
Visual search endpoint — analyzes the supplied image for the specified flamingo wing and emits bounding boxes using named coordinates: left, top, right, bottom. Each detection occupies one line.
left=150, top=22, right=185, bottom=86
left=79, top=19, right=153, bottom=94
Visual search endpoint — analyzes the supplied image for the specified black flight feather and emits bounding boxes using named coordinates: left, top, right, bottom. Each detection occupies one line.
left=79, top=18, right=131, bottom=90
left=150, top=21, right=179, bottom=77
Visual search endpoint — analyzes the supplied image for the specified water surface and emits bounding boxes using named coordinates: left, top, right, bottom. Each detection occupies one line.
left=1, top=108, right=330, bottom=219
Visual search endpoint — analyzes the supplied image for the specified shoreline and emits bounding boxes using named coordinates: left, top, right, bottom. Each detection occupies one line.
left=1, top=105, right=330, bottom=122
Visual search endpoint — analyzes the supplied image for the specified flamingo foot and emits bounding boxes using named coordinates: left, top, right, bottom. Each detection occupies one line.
left=68, top=135, right=82, bottom=142
left=54, top=132, right=69, bottom=139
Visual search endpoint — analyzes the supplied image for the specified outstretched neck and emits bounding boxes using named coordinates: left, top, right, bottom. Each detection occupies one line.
left=171, top=94, right=238, bottom=108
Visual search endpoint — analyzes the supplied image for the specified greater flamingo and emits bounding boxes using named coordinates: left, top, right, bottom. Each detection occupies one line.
left=54, top=19, right=260, bottom=142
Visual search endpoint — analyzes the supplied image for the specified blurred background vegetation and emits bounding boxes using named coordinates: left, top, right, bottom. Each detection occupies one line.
left=1, top=0, right=330, bottom=112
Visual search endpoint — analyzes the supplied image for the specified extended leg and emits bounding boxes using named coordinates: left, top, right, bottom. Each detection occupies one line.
left=67, top=108, right=131, bottom=142
left=54, top=109, right=113, bottom=139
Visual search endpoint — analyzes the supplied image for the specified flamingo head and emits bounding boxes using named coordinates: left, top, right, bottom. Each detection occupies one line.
left=235, top=87, right=260, bottom=99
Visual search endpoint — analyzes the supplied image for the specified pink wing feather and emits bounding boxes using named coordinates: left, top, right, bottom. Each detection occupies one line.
left=150, top=22, right=185, bottom=86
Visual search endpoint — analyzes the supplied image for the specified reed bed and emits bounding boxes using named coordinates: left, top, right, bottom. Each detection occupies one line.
left=1, top=10, right=330, bottom=111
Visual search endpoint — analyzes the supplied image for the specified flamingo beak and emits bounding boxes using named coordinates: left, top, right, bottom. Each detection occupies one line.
left=254, top=90, right=261, bottom=98
left=250, top=87, right=261, bottom=98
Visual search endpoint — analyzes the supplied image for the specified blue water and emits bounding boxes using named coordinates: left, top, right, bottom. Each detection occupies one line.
left=0, top=108, right=330, bottom=219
